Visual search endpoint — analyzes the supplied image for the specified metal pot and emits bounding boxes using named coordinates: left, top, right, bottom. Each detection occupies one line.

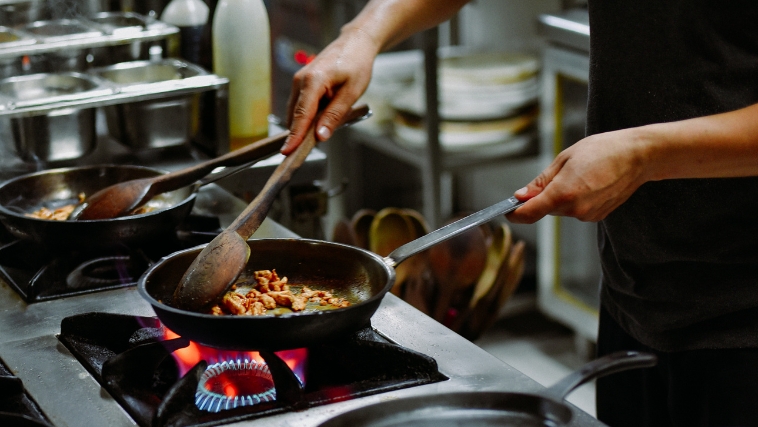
left=0, top=72, right=104, bottom=162
left=93, top=59, right=206, bottom=150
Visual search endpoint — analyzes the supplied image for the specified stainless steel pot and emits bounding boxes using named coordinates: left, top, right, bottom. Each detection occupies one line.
left=93, top=59, right=207, bottom=150
left=0, top=72, right=104, bottom=162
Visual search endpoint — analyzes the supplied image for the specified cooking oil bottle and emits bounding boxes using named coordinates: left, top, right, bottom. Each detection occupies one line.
left=212, top=0, right=271, bottom=151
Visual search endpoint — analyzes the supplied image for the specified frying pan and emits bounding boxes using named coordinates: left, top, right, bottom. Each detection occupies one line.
left=315, top=351, right=657, bottom=427
left=138, top=196, right=525, bottom=351
left=0, top=165, right=195, bottom=249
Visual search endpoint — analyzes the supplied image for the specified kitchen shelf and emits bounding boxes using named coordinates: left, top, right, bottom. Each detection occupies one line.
left=0, top=14, right=178, bottom=60
left=348, top=127, right=538, bottom=171
left=345, top=27, right=539, bottom=227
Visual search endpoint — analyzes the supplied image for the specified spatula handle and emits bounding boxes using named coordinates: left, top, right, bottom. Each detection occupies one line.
left=230, top=127, right=318, bottom=239
left=227, top=104, right=371, bottom=239
left=149, top=131, right=289, bottom=194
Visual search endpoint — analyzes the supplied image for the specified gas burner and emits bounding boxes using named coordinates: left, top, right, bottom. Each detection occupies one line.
left=0, top=358, right=53, bottom=427
left=196, top=359, right=277, bottom=412
left=58, top=312, right=447, bottom=427
left=0, top=214, right=221, bottom=303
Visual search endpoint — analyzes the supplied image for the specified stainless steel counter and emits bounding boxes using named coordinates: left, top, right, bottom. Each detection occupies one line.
left=0, top=187, right=605, bottom=427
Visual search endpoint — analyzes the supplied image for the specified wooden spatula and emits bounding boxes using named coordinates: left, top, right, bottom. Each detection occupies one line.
left=172, top=104, right=371, bottom=311
left=71, top=131, right=291, bottom=220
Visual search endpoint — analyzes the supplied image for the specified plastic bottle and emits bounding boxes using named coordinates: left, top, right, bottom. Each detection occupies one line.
left=212, top=0, right=271, bottom=151
left=161, top=0, right=210, bottom=65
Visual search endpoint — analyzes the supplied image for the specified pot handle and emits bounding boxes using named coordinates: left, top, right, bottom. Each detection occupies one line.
left=544, top=351, right=657, bottom=402
left=384, top=196, right=523, bottom=268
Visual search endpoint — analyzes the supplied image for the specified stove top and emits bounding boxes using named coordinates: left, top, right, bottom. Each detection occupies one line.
left=0, top=357, right=52, bottom=427
left=0, top=215, right=220, bottom=303
left=57, top=312, right=446, bottom=427
left=0, top=187, right=605, bottom=427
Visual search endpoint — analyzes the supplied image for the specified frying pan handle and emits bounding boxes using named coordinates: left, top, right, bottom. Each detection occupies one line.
left=384, top=196, right=524, bottom=268
left=544, top=351, right=657, bottom=401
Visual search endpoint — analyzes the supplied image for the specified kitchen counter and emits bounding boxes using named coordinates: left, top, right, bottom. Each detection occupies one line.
left=0, top=188, right=605, bottom=427
left=0, top=283, right=605, bottom=427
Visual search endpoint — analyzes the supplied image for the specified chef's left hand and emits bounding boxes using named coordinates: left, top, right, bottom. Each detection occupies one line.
left=507, top=128, right=652, bottom=224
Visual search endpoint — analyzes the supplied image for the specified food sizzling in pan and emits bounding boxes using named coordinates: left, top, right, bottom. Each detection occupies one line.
left=25, top=193, right=85, bottom=220
left=25, top=192, right=158, bottom=221
left=210, top=269, right=351, bottom=316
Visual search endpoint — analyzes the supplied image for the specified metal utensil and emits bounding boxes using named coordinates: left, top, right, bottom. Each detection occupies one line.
left=171, top=104, right=372, bottom=311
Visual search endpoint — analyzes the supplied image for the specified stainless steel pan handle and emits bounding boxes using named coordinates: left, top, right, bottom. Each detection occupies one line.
left=384, top=196, right=524, bottom=268
left=545, top=351, right=658, bottom=401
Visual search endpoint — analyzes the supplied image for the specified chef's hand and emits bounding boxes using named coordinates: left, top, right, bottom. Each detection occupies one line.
left=282, top=28, right=380, bottom=155
left=507, top=128, right=652, bottom=224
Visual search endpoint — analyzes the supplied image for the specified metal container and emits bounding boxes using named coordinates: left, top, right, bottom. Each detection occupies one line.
left=0, top=72, right=104, bottom=162
left=93, top=59, right=205, bottom=150
left=87, top=12, right=159, bottom=66
left=21, top=18, right=102, bottom=73
left=0, top=25, right=34, bottom=78
left=0, top=0, right=49, bottom=27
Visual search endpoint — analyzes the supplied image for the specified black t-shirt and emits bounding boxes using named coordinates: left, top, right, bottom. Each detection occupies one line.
left=587, top=0, right=758, bottom=351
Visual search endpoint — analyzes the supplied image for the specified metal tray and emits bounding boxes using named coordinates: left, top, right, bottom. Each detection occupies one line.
left=0, top=13, right=178, bottom=61
left=92, top=59, right=210, bottom=149
left=0, top=58, right=227, bottom=116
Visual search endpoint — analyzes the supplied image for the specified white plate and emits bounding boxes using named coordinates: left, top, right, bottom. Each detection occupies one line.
left=393, top=112, right=537, bottom=155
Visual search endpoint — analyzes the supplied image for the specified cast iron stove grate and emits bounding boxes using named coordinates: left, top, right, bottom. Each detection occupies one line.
left=0, top=357, right=54, bottom=427
left=58, top=312, right=448, bottom=427
left=0, top=215, right=221, bottom=303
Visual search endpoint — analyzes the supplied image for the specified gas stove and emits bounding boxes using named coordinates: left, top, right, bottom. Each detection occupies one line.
left=0, top=186, right=604, bottom=427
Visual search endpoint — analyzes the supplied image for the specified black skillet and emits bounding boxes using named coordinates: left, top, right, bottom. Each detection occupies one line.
left=0, top=158, right=276, bottom=249
left=0, top=165, right=195, bottom=249
left=316, top=351, right=657, bottom=427
left=138, top=197, right=525, bottom=351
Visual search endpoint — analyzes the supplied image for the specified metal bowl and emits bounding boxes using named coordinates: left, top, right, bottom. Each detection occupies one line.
left=0, top=72, right=103, bottom=162
left=93, top=59, right=205, bottom=150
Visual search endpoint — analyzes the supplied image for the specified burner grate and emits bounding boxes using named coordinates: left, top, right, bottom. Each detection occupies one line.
left=0, top=215, right=221, bottom=303
left=58, top=312, right=447, bottom=427
left=0, top=358, right=54, bottom=427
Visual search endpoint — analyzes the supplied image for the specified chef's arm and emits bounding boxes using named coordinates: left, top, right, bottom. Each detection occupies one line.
left=282, top=0, right=470, bottom=154
left=507, top=102, right=758, bottom=223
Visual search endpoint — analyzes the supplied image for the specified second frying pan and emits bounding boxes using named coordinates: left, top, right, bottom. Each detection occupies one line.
left=0, top=165, right=195, bottom=249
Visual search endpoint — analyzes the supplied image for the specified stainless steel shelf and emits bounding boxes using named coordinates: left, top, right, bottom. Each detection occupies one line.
left=348, top=128, right=538, bottom=171
left=0, top=15, right=178, bottom=60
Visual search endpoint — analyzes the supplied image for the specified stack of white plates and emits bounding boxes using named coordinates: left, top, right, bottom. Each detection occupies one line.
left=391, top=51, right=540, bottom=152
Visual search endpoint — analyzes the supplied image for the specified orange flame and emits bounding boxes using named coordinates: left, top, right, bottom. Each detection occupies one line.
left=164, top=328, right=307, bottom=389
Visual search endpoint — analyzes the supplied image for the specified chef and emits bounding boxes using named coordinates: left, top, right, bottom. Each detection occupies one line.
left=281, top=1, right=758, bottom=425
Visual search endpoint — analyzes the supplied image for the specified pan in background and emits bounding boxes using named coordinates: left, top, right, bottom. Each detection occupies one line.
left=0, top=165, right=194, bottom=248
left=317, top=351, right=657, bottom=427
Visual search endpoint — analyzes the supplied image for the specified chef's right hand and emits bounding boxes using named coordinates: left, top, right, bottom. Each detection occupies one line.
left=282, top=28, right=380, bottom=155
